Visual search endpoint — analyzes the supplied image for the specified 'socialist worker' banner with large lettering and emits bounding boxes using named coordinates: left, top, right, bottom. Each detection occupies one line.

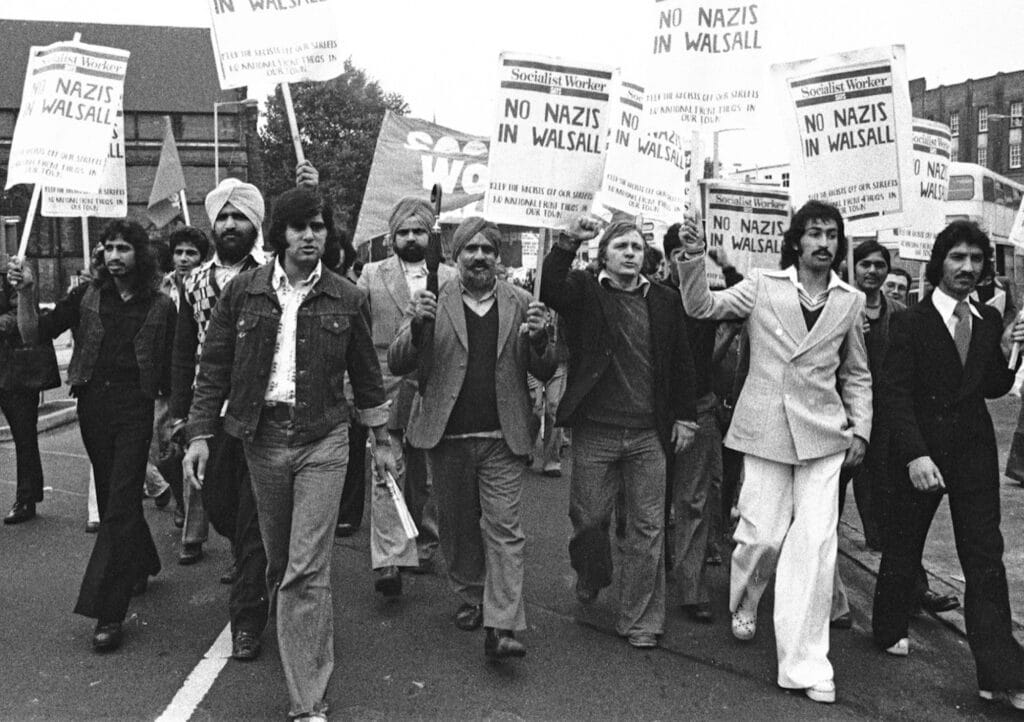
left=207, top=0, right=344, bottom=88
left=878, top=118, right=951, bottom=261
left=593, top=79, right=691, bottom=223
left=484, top=52, right=614, bottom=230
left=6, top=40, right=129, bottom=193
left=772, top=45, right=914, bottom=234
left=703, top=179, right=790, bottom=286
left=354, top=111, right=489, bottom=246
left=43, top=111, right=127, bottom=218
left=639, top=0, right=771, bottom=131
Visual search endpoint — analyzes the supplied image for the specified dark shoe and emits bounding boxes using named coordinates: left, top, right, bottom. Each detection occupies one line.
left=130, top=577, right=148, bottom=596
left=408, top=558, right=436, bottom=575
left=231, top=630, right=261, bottom=661
left=484, top=628, right=526, bottom=660
left=173, top=506, right=185, bottom=529
left=920, top=589, right=960, bottom=614
left=454, top=603, right=483, bottom=631
left=178, top=543, right=204, bottom=565
left=374, top=566, right=402, bottom=597
left=93, top=621, right=123, bottom=652
left=219, top=563, right=238, bottom=585
left=3, top=501, right=36, bottom=525
left=334, top=522, right=359, bottom=538
left=542, top=464, right=562, bottom=478
left=85, top=520, right=100, bottom=534
left=575, top=577, right=599, bottom=605
left=830, top=612, right=853, bottom=629
left=154, top=488, right=172, bottom=508
left=681, top=602, right=714, bottom=624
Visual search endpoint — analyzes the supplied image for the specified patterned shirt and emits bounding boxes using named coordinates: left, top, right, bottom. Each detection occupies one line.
left=263, top=259, right=322, bottom=405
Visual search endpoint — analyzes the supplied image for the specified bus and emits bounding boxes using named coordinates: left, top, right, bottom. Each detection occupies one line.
left=946, top=162, right=1024, bottom=274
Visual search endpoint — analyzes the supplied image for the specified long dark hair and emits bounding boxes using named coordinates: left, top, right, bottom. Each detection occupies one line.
left=780, top=200, right=846, bottom=272
left=267, top=188, right=338, bottom=261
left=925, top=220, right=994, bottom=288
left=92, top=220, right=160, bottom=297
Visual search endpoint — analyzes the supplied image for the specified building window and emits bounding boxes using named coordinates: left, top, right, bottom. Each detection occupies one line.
left=978, top=106, right=989, bottom=133
left=781, top=172, right=790, bottom=188
left=949, top=110, right=959, bottom=136
left=978, top=146, right=988, bottom=167
left=1012, top=102, right=1024, bottom=128
left=1011, top=143, right=1022, bottom=170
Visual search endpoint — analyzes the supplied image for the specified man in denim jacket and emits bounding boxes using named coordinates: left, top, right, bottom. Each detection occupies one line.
left=183, top=189, right=395, bottom=722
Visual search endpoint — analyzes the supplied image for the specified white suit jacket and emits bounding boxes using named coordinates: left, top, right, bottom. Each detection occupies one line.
left=677, top=258, right=872, bottom=464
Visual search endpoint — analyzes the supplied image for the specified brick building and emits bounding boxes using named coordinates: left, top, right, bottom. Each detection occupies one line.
left=0, top=20, right=261, bottom=301
left=910, top=70, right=1024, bottom=185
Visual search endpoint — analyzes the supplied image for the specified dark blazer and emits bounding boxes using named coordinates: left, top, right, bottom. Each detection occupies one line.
left=540, top=245, right=697, bottom=451
left=883, top=294, right=1015, bottom=487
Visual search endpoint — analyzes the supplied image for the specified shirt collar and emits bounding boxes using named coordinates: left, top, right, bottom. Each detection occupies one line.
left=213, top=250, right=262, bottom=270
left=932, top=285, right=982, bottom=323
left=782, top=265, right=843, bottom=293
left=598, top=270, right=651, bottom=296
left=459, top=280, right=497, bottom=303
left=272, top=258, right=322, bottom=291
left=400, top=258, right=427, bottom=277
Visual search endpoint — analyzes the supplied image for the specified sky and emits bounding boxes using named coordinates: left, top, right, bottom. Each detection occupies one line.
left=4, top=0, right=1023, bottom=168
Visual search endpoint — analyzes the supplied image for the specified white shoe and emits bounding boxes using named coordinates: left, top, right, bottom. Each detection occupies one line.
left=731, top=610, right=756, bottom=641
left=979, top=689, right=1024, bottom=710
left=885, top=637, right=909, bottom=656
left=805, top=680, right=836, bottom=704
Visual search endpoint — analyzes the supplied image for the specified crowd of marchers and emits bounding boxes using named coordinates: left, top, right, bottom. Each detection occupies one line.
left=3, top=163, right=1024, bottom=719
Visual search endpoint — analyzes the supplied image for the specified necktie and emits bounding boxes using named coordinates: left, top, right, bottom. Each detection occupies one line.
left=953, top=301, right=971, bottom=366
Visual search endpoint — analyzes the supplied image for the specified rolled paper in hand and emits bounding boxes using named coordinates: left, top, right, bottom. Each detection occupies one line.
left=384, top=471, right=419, bottom=540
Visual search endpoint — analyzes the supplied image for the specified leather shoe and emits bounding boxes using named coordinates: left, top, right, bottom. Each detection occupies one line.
left=885, top=637, right=909, bottom=657
left=484, top=628, right=526, bottom=660
left=334, top=522, right=359, bottom=538
left=681, top=602, right=714, bottom=624
left=920, top=589, right=960, bottom=614
left=805, top=680, right=836, bottom=704
left=130, top=577, right=148, bottom=596
left=93, top=621, right=123, bottom=652
left=454, top=603, right=483, bottom=631
left=979, top=689, right=1024, bottom=711
left=4, top=501, right=36, bottom=525
left=173, top=506, right=185, bottom=528
left=231, top=630, right=261, bottom=661
left=575, top=577, right=599, bottom=605
left=178, top=543, right=204, bottom=565
left=374, top=566, right=402, bottom=597
left=85, top=521, right=100, bottom=534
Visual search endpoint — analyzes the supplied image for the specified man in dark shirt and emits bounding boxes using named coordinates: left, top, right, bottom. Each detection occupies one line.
left=390, top=217, right=555, bottom=660
left=541, top=216, right=698, bottom=650
left=11, top=220, right=176, bottom=653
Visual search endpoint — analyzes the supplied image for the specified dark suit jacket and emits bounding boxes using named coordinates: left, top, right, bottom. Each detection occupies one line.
left=883, top=294, right=1015, bottom=490
left=540, top=245, right=697, bottom=451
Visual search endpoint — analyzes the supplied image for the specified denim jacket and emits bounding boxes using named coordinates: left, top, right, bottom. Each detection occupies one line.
left=185, top=263, right=388, bottom=445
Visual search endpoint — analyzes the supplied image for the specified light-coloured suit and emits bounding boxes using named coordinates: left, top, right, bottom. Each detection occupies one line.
left=358, top=255, right=457, bottom=570
left=677, top=257, right=872, bottom=691
left=390, top=278, right=555, bottom=630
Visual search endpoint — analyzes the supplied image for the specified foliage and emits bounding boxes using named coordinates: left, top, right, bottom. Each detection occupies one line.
left=259, top=58, right=408, bottom=231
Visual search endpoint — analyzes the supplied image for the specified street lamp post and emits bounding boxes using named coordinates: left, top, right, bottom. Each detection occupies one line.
left=213, top=98, right=258, bottom=186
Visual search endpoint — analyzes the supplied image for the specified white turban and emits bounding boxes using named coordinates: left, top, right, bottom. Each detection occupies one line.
left=204, top=178, right=266, bottom=230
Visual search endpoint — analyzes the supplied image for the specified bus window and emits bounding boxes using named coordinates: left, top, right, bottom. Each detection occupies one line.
left=983, top=175, right=996, bottom=202
left=948, top=175, right=975, bottom=200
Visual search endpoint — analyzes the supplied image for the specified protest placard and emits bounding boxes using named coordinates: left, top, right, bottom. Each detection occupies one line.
left=484, top=52, right=614, bottom=230
left=703, top=179, right=790, bottom=285
left=772, top=46, right=914, bottom=234
left=593, top=79, right=692, bottom=222
left=42, top=111, right=126, bottom=218
left=877, top=119, right=951, bottom=260
left=6, top=39, right=129, bottom=193
left=639, top=0, right=771, bottom=131
left=1012, top=201, right=1024, bottom=252
left=207, top=0, right=344, bottom=89
left=354, top=112, right=489, bottom=245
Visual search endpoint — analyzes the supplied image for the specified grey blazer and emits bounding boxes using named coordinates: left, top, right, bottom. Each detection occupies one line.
left=677, top=258, right=872, bottom=464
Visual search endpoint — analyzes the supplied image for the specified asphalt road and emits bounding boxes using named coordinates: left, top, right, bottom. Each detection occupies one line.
left=2, top=407, right=1024, bottom=721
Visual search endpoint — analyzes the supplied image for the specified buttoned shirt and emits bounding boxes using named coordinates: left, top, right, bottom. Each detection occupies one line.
left=598, top=270, right=651, bottom=297
left=461, top=282, right=497, bottom=317
left=933, top=286, right=982, bottom=339
left=264, top=260, right=322, bottom=405
left=400, top=258, right=428, bottom=298
left=213, top=250, right=263, bottom=290
left=783, top=265, right=843, bottom=311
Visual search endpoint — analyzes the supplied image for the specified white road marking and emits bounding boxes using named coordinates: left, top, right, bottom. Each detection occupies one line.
left=155, top=623, right=233, bottom=722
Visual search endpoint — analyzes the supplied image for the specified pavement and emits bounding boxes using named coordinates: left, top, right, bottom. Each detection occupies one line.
left=3, top=361, right=1024, bottom=718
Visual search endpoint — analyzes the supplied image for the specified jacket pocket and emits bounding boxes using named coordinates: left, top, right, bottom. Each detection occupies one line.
left=236, top=313, right=261, bottom=339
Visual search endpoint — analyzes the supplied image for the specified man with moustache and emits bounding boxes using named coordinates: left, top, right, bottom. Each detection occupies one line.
left=872, top=221, right=1024, bottom=711
left=357, top=198, right=456, bottom=597
left=170, top=164, right=318, bottom=659
left=390, top=217, right=555, bottom=659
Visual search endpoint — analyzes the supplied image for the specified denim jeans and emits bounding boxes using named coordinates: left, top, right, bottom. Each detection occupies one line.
left=569, top=422, right=666, bottom=637
left=244, top=418, right=348, bottom=718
